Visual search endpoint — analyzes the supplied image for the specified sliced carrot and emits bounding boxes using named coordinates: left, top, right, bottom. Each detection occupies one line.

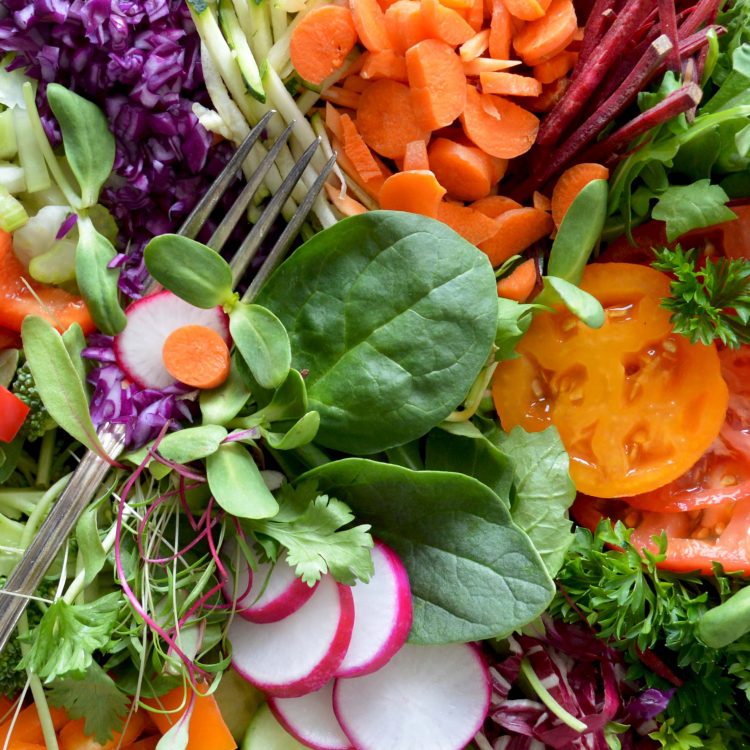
left=320, top=86, right=361, bottom=109
left=420, top=0, right=475, bottom=46
left=502, top=0, right=546, bottom=21
left=289, top=5, right=358, bottom=85
left=360, top=49, right=408, bottom=81
left=3, top=744, right=46, bottom=750
left=437, top=201, right=501, bottom=244
left=460, top=84, right=539, bottom=159
left=440, top=0, right=473, bottom=8
left=403, top=139, right=430, bottom=171
left=463, top=57, right=521, bottom=74
left=325, top=101, right=344, bottom=141
left=459, top=29, right=489, bottom=61
left=384, top=0, right=426, bottom=54
left=325, top=182, right=369, bottom=216
left=496, top=258, right=539, bottom=301
left=357, top=79, right=430, bottom=159
left=512, top=0, right=577, bottom=66
left=533, top=190, right=551, bottom=211
left=343, top=74, right=369, bottom=92
left=466, top=0, right=485, bottom=30
left=550, top=162, right=609, bottom=228
left=0, top=230, right=94, bottom=334
left=478, top=206, right=553, bottom=266
left=532, top=49, right=577, bottom=84
left=350, top=0, right=393, bottom=50
left=378, top=170, right=447, bottom=217
left=471, top=194, right=522, bottom=217
left=488, top=0, right=512, bottom=58
left=406, top=38, right=466, bottom=131
left=525, top=75, right=569, bottom=113
left=339, top=113, right=383, bottom=181
left=162, top=325, right=231, bottom=390
left=479, top=71, right=542, bottom=96
left=428, top=137, right=497, bottom=201
left=59, top=712, right=146, bottom=750
left=332, top=135, right=391, bottom=199
left=143, top=686, right=235, bottom=750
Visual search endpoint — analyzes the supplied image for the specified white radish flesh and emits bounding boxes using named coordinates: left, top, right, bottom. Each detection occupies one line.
left=335, top=540, right=412, bottom=678
left=114, top=290, right=230, bottom=389
left=333, top=643, right=490, bottom=750
left=269, top=682, right=352, bottom=750
left=231, top=574, right=354, bottom=698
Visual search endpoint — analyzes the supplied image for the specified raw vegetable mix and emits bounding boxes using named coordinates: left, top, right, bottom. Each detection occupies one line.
left=1, top=0, right=750, bottom=749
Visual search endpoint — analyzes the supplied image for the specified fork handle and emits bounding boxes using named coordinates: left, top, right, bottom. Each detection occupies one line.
left=0, top=424, right=126, bottom=652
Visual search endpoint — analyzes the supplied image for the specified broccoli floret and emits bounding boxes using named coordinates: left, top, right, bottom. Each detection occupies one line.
left=11, top=362, right=55, bottom=441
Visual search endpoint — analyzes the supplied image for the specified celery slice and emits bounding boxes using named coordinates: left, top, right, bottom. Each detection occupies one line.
left=0, top=109, right=17, bottom=160
left=0, top=184, right=28, bottom=231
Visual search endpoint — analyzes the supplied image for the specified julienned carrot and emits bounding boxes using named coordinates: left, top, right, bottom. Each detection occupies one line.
left=463, top=57, right=521, bottom=74
left=512, top=0, right=578, bottom=66
left=406, top=39, right=466, bottom=131
left=471, top=194, right=522, bottom=217
left=332, top=135, right=391, bottom=198
left=460, top=84, right=539, bottom=159
left=403, top=139, right=430, bottom=170
left=437, top=201, right=500, bottom=244
left=428, top=137, right=495, bottom=201
left=533, top=190, right=551, bottom=211
left=289, top=5, right=358, bottom=85
left=0, top=230, right=94, bottom=334
left=378, top=170, right=447, bottom=217
left=357, top=79, right=430, bottom=159
left=339, top=113, right=383, bottom=181
left=325, top=181, right=369, bottom=215
left=384, top=0, right=426, bottom=54
left=479, top=207, right=553, bottom=266
left=360, top=49, right=408, bottom=80
left=533, top=50, right=578, bottom=84
left=480, top=71, right=542, bottom=96
left=420, top=0, right=475, bottom=46
left=550, top=162, right=609, bottom=227
left=496, top=258, right=539, bottom=301
left=0, top=706, right=68, bottom=746
left=466, top=0, right=484, bottom=31
left=488, top=0, right=513, bottom=59
left=162, top=325, right=231, bottom=390
left=321, top=86, right=361, bottom=109
left=459, top=29, right=490, bottom=61
left=350, top=0, right=392, bottom=51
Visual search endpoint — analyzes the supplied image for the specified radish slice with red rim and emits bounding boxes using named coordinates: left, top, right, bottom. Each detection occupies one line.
left=333, top=643, right=490, bottom=750
left=114, top=290, right=230, bottom=389
left=230, top=575, right=354, bottom=698
left=269, top=682, right=353, bottom=750
left=335, top=540, right=412, bottom=678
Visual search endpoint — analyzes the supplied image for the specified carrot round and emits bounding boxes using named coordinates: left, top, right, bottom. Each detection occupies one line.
left=496, top=258, right=539, bottom=301
left=480, top=71, right=542, bottom=96
left=357, top=79, right=430, bottom=159
left=162, top=325, right=231, bottom=390
left=437, top=202, right=501, bottom=245
left=512, top=0, right=577, bottom=66
left=0, top=705, right=68, bottom=746
left=360, top=49, right=408, bottom=81
left=471, top=195, right=522, bottom=217
left=550, top=162, right=609, bottom=227
left=502, top=0, right=547, bottom=21
left=460, top=84, right=539, bottom=159
left=406, top=38, right=466, bottom=131
left=533, top=49, right=578, bottom=84
left=478, top=206, right=553, bottom=266
left=378, top=170, right=447, bottom=217
left=403, top=139, right=430, bottom=171
left=428, top=137, right=496, bottom=201
left=342, top=75, right=369, bottom=92
left=383, top=0, right=426, bottom=53
left=340, top=113, right=382, bottom=181
left=289, top=5, right=358, bottom=85
left=350, top=0, right=392, bottom=51
left=420, top=0, right=475, bottom=46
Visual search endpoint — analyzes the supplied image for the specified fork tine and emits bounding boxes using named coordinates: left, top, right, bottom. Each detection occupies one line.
left=229, top=135, right=323, bottom=287
left=178, top=109, right=276, bottom=240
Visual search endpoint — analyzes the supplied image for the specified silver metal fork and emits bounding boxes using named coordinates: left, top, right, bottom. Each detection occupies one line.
left=0, top=110, right=336, bottom=651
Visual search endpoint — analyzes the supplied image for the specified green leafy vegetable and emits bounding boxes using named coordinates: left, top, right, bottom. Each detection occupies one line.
left=158, top=424, right=228, bottom=464
left=544, top=276, right=605, bottom=328
left=495, top=299, right=539, bottom=361
left=200, top=355, right=252, bottom=425
left=651, top=181, right=736, bottom=241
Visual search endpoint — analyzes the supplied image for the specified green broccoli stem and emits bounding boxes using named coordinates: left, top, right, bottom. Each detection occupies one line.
left=35, top=429, right=57, bottom=489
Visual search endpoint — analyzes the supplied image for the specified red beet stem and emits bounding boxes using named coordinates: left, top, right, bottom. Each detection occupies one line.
left=658, top=0, right=682, bottom=71
left=678, top=0, right=721, bottom=37
left=572, top=0, right=619, bottom=77
left=537, top=0, right=653, bottom=146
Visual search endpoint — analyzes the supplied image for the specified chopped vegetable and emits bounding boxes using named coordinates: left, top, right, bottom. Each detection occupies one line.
left=162, top=324, right=231, bottom=390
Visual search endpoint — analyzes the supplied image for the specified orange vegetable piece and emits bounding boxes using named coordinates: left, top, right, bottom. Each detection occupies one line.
left=478, top=206, right=553, bottom=266
left=459, top=29, right=490, bottom=61
left=343, top=75, right=369, bottom=92
left=496, top=257, right=539, bottom=301
left=378, top=170, right=447, bottom=217
left=325, top=102, right=344, bottom=141
left=466, top=0, right=484, bottom=30
left=289, top=5, right=358, bottom=85
left=340, top=113, right=383, bottom=181
left=3, top=744, right=45, bottom=750
left=428, top=137, right=497, bottom=201
left=0, top=705, right=68, bottom=746
left=437, top=202, right=501, bottom=245
left=332, top=135, right=391, bottom=199
left=324, top=182, right=369, bottom=216
left=403, top=139, right=430, bottom=171
left=360, top=49, right=408, bottom=81
left=512, top=0, right=577, bottom=66
left=550, top=162, right=609, bottom=228
left=471, top=194, right=522, bottom=217
left=460, top=84, right=539, bottom=159
left=59, top=712, right=146, bottom=750
left=533, top=49, right=578, bottom=84
left=502, top=0, right=548, bottom=21
left=350, top=0, right=392, bottom=50
left=384, top=0, right=426, bottom=54
left=406, top=38, right=466, bottom=131
left=463, top=57, right=520, bottom=74
left=488, top=0, right=512, bottom=59
left=480, top=71, right=542, bottom=96
left=321, top=86, right=361, bottom=109
left=357, top=79, right=430, bottom=159
left=533, top=190, right=551, bottom=211
left=420, top=0, right=475, bottom=46
left=120, top=738, right=159, bottom=750
left=525, top=76, right=569, bottom=113
left=162, top=325, right=231, bottom=390
left=0, top=229, right=94, bottom=335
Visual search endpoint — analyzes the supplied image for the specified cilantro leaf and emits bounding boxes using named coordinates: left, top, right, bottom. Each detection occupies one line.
left=19, top=591, right=122, bottom=682
left=252, top=482, right=374, bottom=586
left=47, top=662, right=129, bottom=744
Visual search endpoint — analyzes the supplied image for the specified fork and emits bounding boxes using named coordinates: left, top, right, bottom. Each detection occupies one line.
left=0, top=110, right=336, bottom=651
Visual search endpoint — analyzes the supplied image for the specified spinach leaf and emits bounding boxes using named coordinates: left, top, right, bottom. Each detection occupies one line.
left=257, top=212, right=498, bottom=455
left=303, top=458, right=554, bottom=644
left=497, top=427, right=576, bottom=578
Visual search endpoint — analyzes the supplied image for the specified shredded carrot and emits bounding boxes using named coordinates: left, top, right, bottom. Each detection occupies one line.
left=479, top=71, right=542, bottom=96
left=325, top=101, right=344, bottom=141
left=162, top=325, right=231, bottom=390
left=488, top=0, right=513, bottom=58
left=550, top=162, right=609, bottom=227
left=384, top=0, right=426, bottom=54
left=463, top=57, right=521, bottom=74
left=459, top=29, right=490, bottom=61
left=428, top=137, right=496, bottom=201
left=325, top=182, right=369, bottom=216
left=403, top=139, right=430, bottom=171
left=502, top=0, right=547, bottom=21
left=532, top=190, right=551, bottom=211
left=437, top=201, right=501, bottom=245
left=378, top=170, right=447, bottom=217
left=496, top=258, right=539, bottom=301
left=471, top=194, right=522, bottom=217
left=321, top=86, right=361, bottom=109
left=532, top=49, right=578, bottom=83
left=512, top=0, right=577, bottom=66
left=350, top=0, right=393, bottom=50
left=420, top=0, right=475, bottom=46
left=332, top=135, right=391, bottom=198
left=340, top=113, right=383, bottom=181
left=360, top=49, right=408, bottom=81
left=479, top=206, right=553, bottom=266
left=289, top=5, right=358, bottom=85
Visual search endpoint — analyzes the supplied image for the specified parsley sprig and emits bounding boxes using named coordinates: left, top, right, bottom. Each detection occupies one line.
left=652, top=245, right=750, bottom=348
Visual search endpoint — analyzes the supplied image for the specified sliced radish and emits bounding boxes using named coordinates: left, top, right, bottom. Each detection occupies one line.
left=269, top=682, right=352, bottom=750
left=335, top=540, right=412, bottom=678
left=333, top=643, right=490, bottom=750
left=114, top=290, right=230, bottom=389
left=222, top=544, right=318, bottom=624
left=231, top=574, right=354, bottom=698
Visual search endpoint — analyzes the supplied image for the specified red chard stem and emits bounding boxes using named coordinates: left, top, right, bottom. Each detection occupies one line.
left=657, top=0, right=682, bottom=71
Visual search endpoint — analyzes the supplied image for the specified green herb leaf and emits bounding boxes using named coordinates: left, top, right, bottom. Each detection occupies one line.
left=75, top=504, right=107, bottom=586
left=545, top=276, right=605, bottom=328
left=158, top=425, right=228, bottom=464
left=262, top=411, right=320, bottom=450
